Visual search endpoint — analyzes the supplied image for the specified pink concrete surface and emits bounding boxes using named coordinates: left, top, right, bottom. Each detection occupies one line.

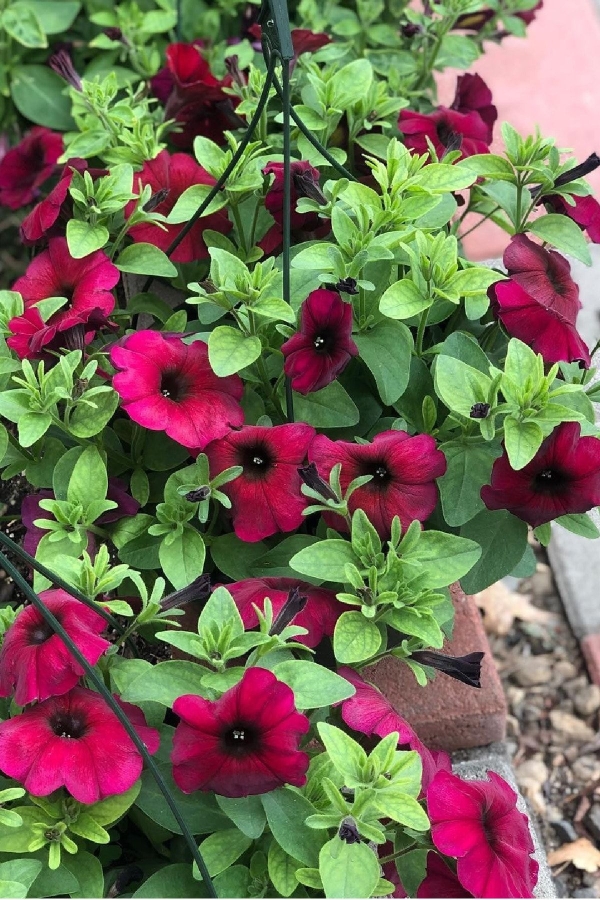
left=437, top=0, right=600, bottom=260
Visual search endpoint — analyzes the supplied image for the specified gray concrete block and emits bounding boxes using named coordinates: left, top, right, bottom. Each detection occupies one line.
left=451, top=743, right=557, bottom=899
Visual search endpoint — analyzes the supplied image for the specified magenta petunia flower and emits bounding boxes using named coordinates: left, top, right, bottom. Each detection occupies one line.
left=427, top=769, right=539, bottom=898
left=8, top=237, right=119, bottom=359
left=226, top=577, right=344, bottom=648
left=171, top=667, right=310, bottom=797
left=20, top=161, right=90, bottom=245
left=0, top=589, right=110, bottom=706
left=282, top=289, right=358, bottom=394
left=417, top=853, right=473, bottom=898
left=481, top=422, right=600, bottom=528
left=0, top=687, right=160, bottom=804
left=338, top=667, right=451, bottom=793
left=545, top=193, right=600, bottom=243
left=0, top=128, right=63, bottom=210
left=124, top=150, right=232, bottom=263
left=260, top=160, right=329, bottom=255
left=309, top=430, right=446, bottom=538
left=489, top=234, right=590, bottom=366
left=205, top=423, right=315, bottom=542
left=450, top=74, right=497, bottom=144
left=111, top=331, right=244, bottom=450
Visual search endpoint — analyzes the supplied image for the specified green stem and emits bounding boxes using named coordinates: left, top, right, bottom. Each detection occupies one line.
left=377, top=844, right=418, bottom=866
left=515, top=177, right=523, bottom=232
left=458, top=205, right=501, bottom=240
left=415, top=307, right=429, bottom=356
left=248, top=200, right=262, bottom=250
left=231, top=203, right=247, bottom=256
left=256, top=355, right=286, bottom=421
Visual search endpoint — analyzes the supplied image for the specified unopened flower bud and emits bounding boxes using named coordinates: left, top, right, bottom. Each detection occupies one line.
left=470, top=402, right=490, bottom=419
left=185, top=486, right=211, bottom=502
left=48, top=48, right=82, bottom=91
left=143, top=188, right=169, bottom=213
left=225, top=54, right=246, bottom=88
left=335, top=277, right=359, bottom=295
left=160, top=574, right=212, bottom=611
left=269, top=586, right=308, bottom=636
left=293, top=168, right=327, bottom=206
left=553, top=152, right=600, bottom=188
left=411, top=650, right=484, bottom=688
left=401, top=22, right=421, bottom=38
left=338, top=817, right=361, bottom=844
left=298, top=462, right=339, bottom=502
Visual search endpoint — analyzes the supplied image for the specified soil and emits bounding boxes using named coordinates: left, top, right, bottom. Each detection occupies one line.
left=486, top=549, right=600, bottom=899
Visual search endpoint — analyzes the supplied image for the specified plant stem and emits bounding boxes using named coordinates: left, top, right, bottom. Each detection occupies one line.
left=458, top=205, right=501, bottom=240
left=416, top=307, right=429, bottom=356
left=231, top=203, right=247, bottom=256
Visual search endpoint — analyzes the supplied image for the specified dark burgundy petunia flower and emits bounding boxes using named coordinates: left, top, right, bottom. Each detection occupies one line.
left=247, top=24, right=331, bottom=69
left=454, top=1, right=542, bottom=31
left=309, top=430, right=447, bottom=538
left=545, top=193, right=600, bottom=243
left=110, top=331, right=244, bottom=451
left=450, top=74, right=497, bottom=144
left=124, top=150, right=232, bottom=263
left=0, top=687, right=160, bottom=804
left=19, top=160, right=91, bottom=246
left=260, top=160, right=329, bottom=255
left=516, top=0, right=543, bottom=25
left=0, top=589, right=110, bottom=706
left=171, top=667, right=310, bottom=797
left=205, top=423, right=315, bottom=542
left=21, top=478, right=140, bottom=558
left=226, top=577, right=345, bottom=647
left=0, top=128, right=63, bottom=210
left=399, top=75, right=495, bottom=161
left=150, top=42, right=241, bottom=150
left=339, top=667, right=451, bottom=793
left=427, top=769, right=539, bottom=898
left=282, top=289, right=358, bottom=394
left=481, top=422, right=600, bottom=528
left=8, top=237, right=119, bottom=359
left=417, top=853, right=473, bottom=898
left=489, top=233, right=590, bottom=366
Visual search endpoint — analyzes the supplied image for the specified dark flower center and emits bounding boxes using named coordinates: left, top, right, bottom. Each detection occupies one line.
left=436, top=120, right=461, bottom=150
left=361, top=460, right=392, bottom=486
left=312, top=328, right=336, bottom=354
left=545, top=260, right=569, bottom=296
left=240, top=443, right=274, bottom=477
left=533, top=468, right=567, bottom=492
left=49, top=712, right=88, bottom=739
left=28, top=621, right=55, bottom=645
left=160, top=369, right=188, bottom=402
left=222, top=723, right=258, bottom=754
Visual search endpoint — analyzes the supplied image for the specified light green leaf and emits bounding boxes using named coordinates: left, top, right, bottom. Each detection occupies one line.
left=405, top=531, right=482, bottom=589
left=159, top=527, right=206, bottom=590
left=333, top=611, right=382, bottom=663
left=208, top=326, right=261, bottom=377
left=215, top=795, right=266, bottom=839
left=120, top=660, right=208, bottom=706
left=67, top=445, right=108, bottom=505
left=373, top=787, right=429, bottom=830
left=17, top=411, right=51, bottom=447
left=167, top=184, right=227, bottom=223
left=195, top=829, right=252, bottom=879
left=116, top=244, right=177, bottom=277
left=504, top=417, right=544, bottom=469
left=355, top=320, right=413, bottom=405
left=284, top=381, right=359, bottom=428
left=438, top=440, right=502, bottom=526
left=20, top=1, right=80, bottom=33
left=290, top=539, right=360, bottom=581
left=66, top=219, right=109, bottom=258
left=273, top=660, right=356, bottom=708
left=379, top=279, right=431, bottom=320
left=268, top=841, right=300, bottom=898
left=2, top=4, right=46, bottom=47
left=528, top=214, right=592, bottom=265
left=261, top=789, right=322, bottom=867
left=319, top=837, right=380, bottom=900
left=10, top=64, right=75, bottom=130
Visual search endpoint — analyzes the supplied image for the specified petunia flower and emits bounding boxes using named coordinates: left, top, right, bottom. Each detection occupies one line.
left=339, top=667, right=451, bottom=793
left=427, top=769, right=539, bottom=898
left=282, top=289, right=358, bottom=394
left=205, top=423, right=315, bottom=542
left=545, top=193, right=600, bottom=243
left=308, top=430, right=447, bottom=538
left=0, top=589, right=111, bottom=706
left=454, top=1, right=542, bottom=31
left=20, top=161, right=90, bottom=245
left=0, top=127, right=63, bottom=210
left=417, top=853, right=473, bottom=898
left=124, top=150, right=232, bottom=263
left=260, top=160, right=329, bottom=255
left=0, top=687, right=160, bottom=804
left=481, top=422, right=600, bottom=528
left=8, top=237, right=119, bottom=359
left=171, top=667, right=310, bottom=797
left=110, top=331, right=244, bottom=450
left=226, top=577, right=345, bottom=648
left=399, top=75, right=495, bottom=161
left=489, top=234, right=590, bottom=366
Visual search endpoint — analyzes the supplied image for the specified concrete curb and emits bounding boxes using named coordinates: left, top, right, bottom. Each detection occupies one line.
left=451, top=743, right=557, bottom=899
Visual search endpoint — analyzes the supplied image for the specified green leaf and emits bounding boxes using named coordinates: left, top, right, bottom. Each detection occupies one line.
left=0, top=861, right=42, bottom=897
left=317, top=722, right=367, bottom=783
left=0, top=423, right=8, bottom=466
left=215, top=795, right=266, bottom=839
left=555, top=513, right=600, bottom=538
left=273, top=660, right=356, bottom=708
left=167, top=184, right=227, bottom=223
left=10, top=65, right=74, bottom=130
left=354, top=320, right=413, bottom=405
left=504, top=417, right=544, bottom=470
left=249, top=534, right=322, bottom=582
left=67, top=445, right=108, bottom=505
left=62, top=852, right=104, bottom=898
left=285, top=381, right=360, bottom=428
left=137, top=761, right=229, bottom=835
left=528, top=214, right=592, bottom=265
left=196, top=829, right=252, bottom=879
left=134, top=863, right=210, bottom=898
left=330, top=58, right=373, bottom=108
left=210, top=533, right=269, bottom=581
left=434, top=356, right=491, bottom=418
left=459, top=154, right=515, bottom=180
left=120, top=660, right=208, bottom=706
left=405, top=531, right=482, bottom=589
left=66, top=219, right=109, bottom=258
left=70, top=388, right=119, bottom=437
left=411, top=163, right=476, bottom=193
left=208, top=327, right=262, bottom=377
left=290, top=539, right=361, bottom=582
left=261, top=789, right=322, bottom=867
left=438, top=440, right=502, bottom=526
left=82, top=782, right=141, bottom=826
left=17, top=411, right=51, bottom=447
left=20, top=1, right=80, bottom=33
left=333, top=610, right=382, bottom=663
left=268, top=841, right=300, bottom=898
left=379, top=280, right=431, bottom=320
left=394, top=849, right=428, bottom=897
left=319, top=837, right=380, bottom=899
left=198, top=585, right=243, bottom=638
left=460, top=509, right=529, bottom=593
left=159, top=526, right=206, bottom=590
left=2, top=4, right=46, bottom=47
left=213, top=866, right=250, bottom=898
left=116, top=244, right=177, bottom=277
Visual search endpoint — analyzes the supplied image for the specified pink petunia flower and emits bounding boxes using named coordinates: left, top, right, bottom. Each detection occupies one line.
left=124, top=150, right=232, bottom=263
left=0, top=128, right=63, bottom=210
left=489, top=233, right=590, bottom=366
left=110, top=330, right=244, bottom=450
left=282, top=289, right=358, bottom=394
left=427, top=769, right=539, bottom=898
left=338, top=667, right=451, bottom=793
left=205, top=423, right=315, bottom=542
left=0, top=590, right=110, bottom=706
left=379, top=847, right=472, bottom=898
left=8, top=237, right=119, bottom=359
left=0, top=687, right=160, bottom=804
left=308, top=430, right=447, bottom=538
left=171, top=667, right=310, bottom=797
left=481, top=422, right=600, bottom=528
left=226, top=577, right=345, bottom=648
